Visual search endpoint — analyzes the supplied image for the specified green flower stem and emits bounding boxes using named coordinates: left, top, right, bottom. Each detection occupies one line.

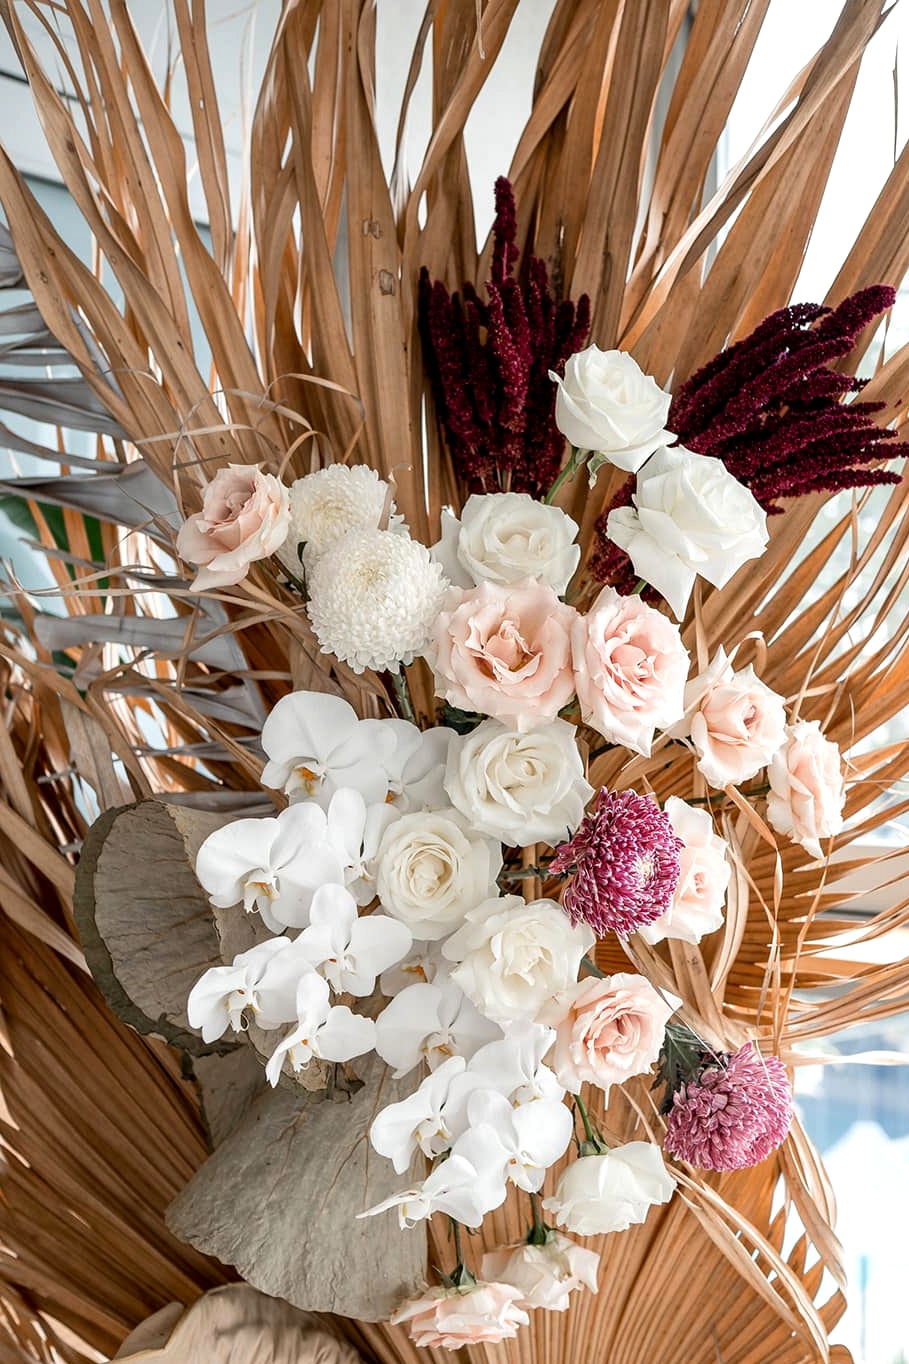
left=574, top=1091, right=596, bottom=1145
left=631, top=579, right=647, bottom=595
left=527, top=1192, right=550, bottom=1246
left=390, top=664, right=417, bottom=725
left=451, top=1217, right=463, bottom=1266
left=498, top=863, right=561, bottom=882
left=580, top=952, right=606, bottom=979
left=446, top=1219, right=476, bottom=1288
left=543, top=446, right=585, bottom=504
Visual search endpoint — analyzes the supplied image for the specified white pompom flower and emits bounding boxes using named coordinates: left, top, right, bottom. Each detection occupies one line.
left=307, top=528, right=449, bottom=673
left=281, top=463, right=404, bottom=569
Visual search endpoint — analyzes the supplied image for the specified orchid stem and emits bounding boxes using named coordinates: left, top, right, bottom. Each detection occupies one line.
left=391, top=665, right=417, bottom=725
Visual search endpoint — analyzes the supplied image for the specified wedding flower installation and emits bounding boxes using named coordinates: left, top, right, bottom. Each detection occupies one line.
left=2, top=4, right=909, bottom=1363
left=170, top=185, right=880, bottom=1347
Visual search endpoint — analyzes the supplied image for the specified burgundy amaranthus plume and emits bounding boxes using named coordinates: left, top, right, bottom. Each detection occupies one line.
left=419, top=178, right=590, bottom=497
left=551, top=788, right=682, bottom=937
left=663, top=1043, right=793, bottom=1172
left=592, top=285, right=903, bottom=585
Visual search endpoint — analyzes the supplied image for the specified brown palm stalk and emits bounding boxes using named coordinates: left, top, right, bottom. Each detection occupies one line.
left=0, top=1, right=907, bottom=1361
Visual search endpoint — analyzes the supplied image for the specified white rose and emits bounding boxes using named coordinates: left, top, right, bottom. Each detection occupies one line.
left=436, top=493, right=581, bottom=595
left=442, top=896, right=594, bottom=1024
left=767, top=720, right=845, bottom=859
left=638, top=797, right=730, bottom=945
left=444, top=717, right=593, bottom=846
left=549, top=347, right=671, bottom=472
left=606, top=446, right=769, bottom=619
left=375, top=809, right=500, bottom=941
left=543, top=1144, right=675, bottom=1236
left=480, top=1235, right=600, bottom=1312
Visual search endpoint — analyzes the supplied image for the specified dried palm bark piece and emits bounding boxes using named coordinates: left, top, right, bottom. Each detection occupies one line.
left=113, top=1284, right=364, bottom=1363
left=167, top=1060, right=427, bottom=1324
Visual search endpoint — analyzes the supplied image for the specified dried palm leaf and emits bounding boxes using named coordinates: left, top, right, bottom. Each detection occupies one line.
left=0, top=1, right=906, bottom=1362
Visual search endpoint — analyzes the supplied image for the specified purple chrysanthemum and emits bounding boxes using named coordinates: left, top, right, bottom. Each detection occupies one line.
left=664, top=1044, right=793, bottom=1171
left=551, top=789, right=682, bottom=937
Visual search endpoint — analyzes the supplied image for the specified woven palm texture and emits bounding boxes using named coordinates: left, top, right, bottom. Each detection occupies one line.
left=0, top=1, right=908, bottom=1361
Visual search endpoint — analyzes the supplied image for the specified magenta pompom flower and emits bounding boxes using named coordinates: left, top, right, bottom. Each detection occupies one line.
left=551, top=789, right=682, bottom=937
left=663, top=1044, right=793, bottom=1171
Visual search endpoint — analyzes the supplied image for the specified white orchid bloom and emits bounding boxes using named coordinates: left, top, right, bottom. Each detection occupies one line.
left=369, top=1055, right=467, bottom=1173
left=264, top=972, right=375, bottom=1086
left=379, top=940, right=451, bottom=996
left=291, top=883, right=412, bottom=996
left=359, top=1128, right=508, bottom=1230
left=465, top=1089, right=573, bottom=1193
left=442, top=1023, right=565, bottom=1135
left=374, top=979, right=502, bottom=1077
left=195, top=803, right=346, bottom=932
left=260, top=691, right=396, bottom=805
left=323, top=787, right=400, bottom=906
left=250, top=936, right=323, bottom=1029
left=187, top=938, right=291, bottom=1042
left=467, top=1023, right=565, bottom=1106
left=382, top=721, right=454, bottom=812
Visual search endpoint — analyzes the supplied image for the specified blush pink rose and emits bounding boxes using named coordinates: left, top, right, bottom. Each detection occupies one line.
left=389, top=1282, right=529, bottom=1348
left=176, top=463, right=290, bottom=591
left=426, top=579, right=576, bottom=730
left=638, top=796, right=730, bottom=945
left=767, top=720, right=845, bottom=859
left=572, top=586, right=689, bottom=755
left=680, top=648, right=786, bottom=788
left=542, top=973, right=676, bottom=1095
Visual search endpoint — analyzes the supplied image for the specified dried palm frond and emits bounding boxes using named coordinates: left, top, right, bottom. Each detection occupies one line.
left=0, top=1, right=907, bottom=1362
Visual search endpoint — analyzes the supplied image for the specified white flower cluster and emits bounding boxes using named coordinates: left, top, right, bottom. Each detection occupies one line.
left=184, top=686, right=689, bottom=1336
left=549, top=345, right=770, bottom=619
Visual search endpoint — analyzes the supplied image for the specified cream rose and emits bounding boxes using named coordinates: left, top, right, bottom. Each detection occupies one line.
left=573, top=586, right=689, bottom=755
left=481, top=1235, right=600, bottom=1312
left=639, top=797, right=730, bottom=945
left=442, top=896, right=594, bottom=1024
left=543, top=1144, right=675, bottom=1236
left=680, top=648, right=786, bottom=788
left=176, top=463, right=290, bottom=591
left=426, top=580, right=577, bottom=730
left=390, top=1282, right=529, bottom=1348
left=443, top=717, right=592, bottom=846
left=543, top=973, right=676, bottom=1094
left=606, top=446, right=768, bottom=619
left=550, top=347, right=671, bottom=472
left=436, top=493, right=581, bottom=595
left=767, top=721, right=845, bottom=859
left=375, top=809, right=500, bottom=940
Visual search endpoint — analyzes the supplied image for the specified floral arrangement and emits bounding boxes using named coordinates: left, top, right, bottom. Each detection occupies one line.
left=2, top=5, right=909, bottom=1363
left=171, top=185, right=879, bottom=1342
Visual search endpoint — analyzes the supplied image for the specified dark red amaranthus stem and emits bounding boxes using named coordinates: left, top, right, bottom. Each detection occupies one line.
left=591, top=285, right=903, bottom=585
left=419, top=177, right=590, bottom=498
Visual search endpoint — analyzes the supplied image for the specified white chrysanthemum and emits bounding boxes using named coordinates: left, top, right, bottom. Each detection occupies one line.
left=282, top=464, right=403, bottom=568
left=307, top=528, right=448, bottom=673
